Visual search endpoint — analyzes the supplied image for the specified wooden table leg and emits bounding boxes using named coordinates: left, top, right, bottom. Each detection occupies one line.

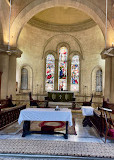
left=64, top=121, right=68, bottom=139
left=22, top=121, right=30, bottom=137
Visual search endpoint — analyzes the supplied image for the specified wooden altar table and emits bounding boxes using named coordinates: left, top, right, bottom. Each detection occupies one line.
left=18, top=108, right=72, bottom=139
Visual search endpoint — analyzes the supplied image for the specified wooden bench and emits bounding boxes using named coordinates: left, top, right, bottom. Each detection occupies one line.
left=90, top=100, right=114, bottom=143
left=0, top=95, right=16, bottom=111
left=0, top=104, right=26, bottom=129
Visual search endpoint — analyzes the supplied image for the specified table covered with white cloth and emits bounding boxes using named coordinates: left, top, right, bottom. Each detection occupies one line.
left=18, top=108, right=72, bottom=139
left=81, top=106, right=94, bottom=127
left=81, top=106, right=94, bottom=116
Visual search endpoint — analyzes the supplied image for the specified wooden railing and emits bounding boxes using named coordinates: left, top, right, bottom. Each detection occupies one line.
left=0, top=104, right=26, bottom=129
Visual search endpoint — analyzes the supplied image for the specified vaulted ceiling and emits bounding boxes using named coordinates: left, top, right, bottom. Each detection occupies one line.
left=28, top=7, right=96, bottom=32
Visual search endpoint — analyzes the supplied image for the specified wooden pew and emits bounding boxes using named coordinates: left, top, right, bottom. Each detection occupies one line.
left=99, top=107, right=114, bottom=143
left=0, top=104, right=26, bottom=129
left=102, top=98, right=114, bottom=112
left=90, top=100, right=114, bottom=143
left=0, top=95, right=16, bottom=111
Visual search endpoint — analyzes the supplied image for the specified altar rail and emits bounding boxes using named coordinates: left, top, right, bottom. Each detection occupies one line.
left=0, top=105, right=26, bottom=129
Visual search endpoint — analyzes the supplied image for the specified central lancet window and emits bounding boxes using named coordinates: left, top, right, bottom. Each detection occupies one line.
left=58, top=46, right=68, bottom=90
left=45, top=54, right=55, bottom=91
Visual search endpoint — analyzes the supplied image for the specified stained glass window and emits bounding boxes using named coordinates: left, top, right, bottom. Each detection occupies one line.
left=96, top=70, right=102, bottom=92
left=71, top=55, right=79, bottom=92
left=45, top=54, right=55, bottom=91
left=58, top=47, right=67, bottom=91
left=21, top=68, right=28, bottom=90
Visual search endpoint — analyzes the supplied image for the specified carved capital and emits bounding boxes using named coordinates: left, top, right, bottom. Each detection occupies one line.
left=100, top=48, right=114, bottom=59
left=0, top=45, right=23, bottom=58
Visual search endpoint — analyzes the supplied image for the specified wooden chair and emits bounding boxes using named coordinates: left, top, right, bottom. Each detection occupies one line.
left=82, top=94, right=93, bottom=106
left=29, top=92, right=39, bottom=107
left=29, top=92, right=47, bottom=108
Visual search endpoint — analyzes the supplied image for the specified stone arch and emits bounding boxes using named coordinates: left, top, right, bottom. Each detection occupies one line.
left=9, top=0, right=114, bottom=47
left=42, top=34, right=83, bottom=59
left=56, top=42, right=70, bottom=59
left=44, top=50, right=57, bottom=60
left=69, top=51, right=83, bottom=60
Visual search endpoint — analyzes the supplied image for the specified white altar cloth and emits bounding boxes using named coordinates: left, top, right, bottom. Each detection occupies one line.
left=18, top=108, right=72, bottom=126
left=82, top=106, right=94, bottom=116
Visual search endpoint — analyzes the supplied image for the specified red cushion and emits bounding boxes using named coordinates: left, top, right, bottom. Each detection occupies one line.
left=108, top=129, right=114, bottom=137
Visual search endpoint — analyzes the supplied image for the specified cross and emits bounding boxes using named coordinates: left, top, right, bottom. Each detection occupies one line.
left=59, top=95, right=62, bottom=99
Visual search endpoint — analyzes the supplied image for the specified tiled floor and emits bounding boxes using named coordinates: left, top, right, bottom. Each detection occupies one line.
left=0, top=113, right=106, bottom=143
left=0, top=113, right=113, bottom=160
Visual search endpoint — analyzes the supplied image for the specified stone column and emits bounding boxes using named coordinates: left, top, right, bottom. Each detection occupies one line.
left=104, top=56, right=114, bottom=103
left=54, top=59, right=58, bottom=90
left=7, top=55, right=16, bottom=98
left=0, top=52, right=9, bottom=99
left=0, top=46, right=22, bottom=99
left=67, top=59, right=71, bottom=91
left=0, top=72, right=2, bottom=99
left=104, top=57, right=111, bottom=101
left=43, top=58, right=46, bottom=94
left=110, top=57, right=114, bottom=103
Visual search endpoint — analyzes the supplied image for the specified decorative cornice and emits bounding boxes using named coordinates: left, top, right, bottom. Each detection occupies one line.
left=28, top=18, right=96, bottom=32
left=0, top=45, right=22, bottom=57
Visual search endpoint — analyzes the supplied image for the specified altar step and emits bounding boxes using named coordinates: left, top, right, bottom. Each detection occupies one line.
left=48, top=102, right=73, bottom=108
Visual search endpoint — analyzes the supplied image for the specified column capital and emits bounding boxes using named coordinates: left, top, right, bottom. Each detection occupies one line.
left=101, top=48, right=114, bottom=59
left=0, top=45, right=23, bottom=58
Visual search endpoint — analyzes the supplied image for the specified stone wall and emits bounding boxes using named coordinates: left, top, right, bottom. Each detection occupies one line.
left=16, top=23, right=105, bottom=100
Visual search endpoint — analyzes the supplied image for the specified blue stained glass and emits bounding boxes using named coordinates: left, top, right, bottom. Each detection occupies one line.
left=58, top=47, right=67, bottom=91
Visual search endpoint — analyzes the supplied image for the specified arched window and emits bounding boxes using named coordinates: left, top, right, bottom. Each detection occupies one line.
left=96, top=69, right=102, bottom=92
left=71, top=55, right=79, bottom=92
left=21, top=68, right=28, bottom=90
left=45, top=54, right=55, bottom=91
left=58, top=46, right=68, bottom=90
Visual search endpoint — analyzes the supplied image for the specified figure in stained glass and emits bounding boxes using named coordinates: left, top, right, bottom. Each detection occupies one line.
left=45, top=54, right=55, bottom=91
left=71, top=55, right=79, bottom=92
left=58, top=47, right=68, bottom=90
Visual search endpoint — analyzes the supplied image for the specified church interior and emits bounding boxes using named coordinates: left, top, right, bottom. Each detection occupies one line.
left=0, top=0, right=114, bottom=159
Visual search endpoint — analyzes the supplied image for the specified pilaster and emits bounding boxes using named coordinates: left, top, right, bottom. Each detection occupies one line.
left=0, top=45, right=22, bottom=99
left=54, top=59, right=58, bottom=90
left=101, top=51, right=114, bottom=103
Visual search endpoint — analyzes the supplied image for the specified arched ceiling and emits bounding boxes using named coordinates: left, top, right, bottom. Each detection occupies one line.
left=28, top=7, right=96, bottom=32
